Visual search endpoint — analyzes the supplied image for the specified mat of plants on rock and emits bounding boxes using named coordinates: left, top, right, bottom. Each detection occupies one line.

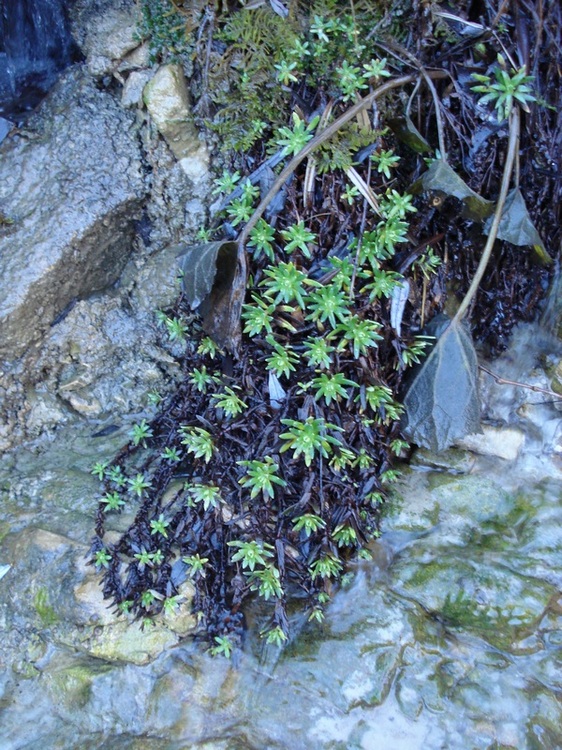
left=90, top=0, right=562, bottom=652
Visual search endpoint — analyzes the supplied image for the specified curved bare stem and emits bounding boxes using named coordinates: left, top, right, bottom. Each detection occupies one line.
left=453, top=107, right=520, bottom=324
left=419, top=67, right=447, bottom=158
left=479, top=364, right=562, bottom=401
left=238, top=71, right=448, bottom=247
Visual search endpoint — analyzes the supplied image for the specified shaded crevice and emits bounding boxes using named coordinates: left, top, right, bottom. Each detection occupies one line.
left=0, top=0, right=81, bottom=119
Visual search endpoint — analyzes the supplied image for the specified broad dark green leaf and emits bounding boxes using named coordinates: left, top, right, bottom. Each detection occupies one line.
left=178, top=240, right=246, bottom=354
left=402, top=315, right=481, bottom=451
left=483, top=188, right=551, bottom=265
left=387, top=116, right=432, bottom=153
left=410, top=159, right=494, bottom=221
left=178, top=240, right=237, bottom=309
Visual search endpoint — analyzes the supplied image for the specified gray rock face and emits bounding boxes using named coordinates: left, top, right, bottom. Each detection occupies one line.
left=33, top=242, right=184, bottom=420
left=81, top=5, right=139, bottom=76
left=0, top=67, right=210, bottom=450
left=0, top=67, right=146, bottom=361
left=70, top=0, right=139, bottom=73
left=0, top=0, right=215, bottom=452
left=0, top=426, right=194, bottom=673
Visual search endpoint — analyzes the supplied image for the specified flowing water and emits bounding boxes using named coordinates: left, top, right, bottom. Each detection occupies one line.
left=1, top=317, right=561, bottom=750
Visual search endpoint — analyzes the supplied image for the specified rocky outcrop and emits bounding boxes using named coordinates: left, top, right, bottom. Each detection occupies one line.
left=72, top=0, right=140, bottom=76
left=0, top=0, right=212, bottom=452
left=0, top=68, right=146, bottom=361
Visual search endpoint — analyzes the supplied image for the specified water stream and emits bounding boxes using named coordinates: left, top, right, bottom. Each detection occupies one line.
left=1, top=317, right=561, bottom=749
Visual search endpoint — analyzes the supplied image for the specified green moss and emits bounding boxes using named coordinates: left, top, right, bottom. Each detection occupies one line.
left=33, top=588, right=58, bottom=627
left=0, top=521, right=10, bottom=543
left=465, top=490, right=540, bottom=551
left=441, top=589, right=501, bottom=630
left=46, top=663, right=112, bottom=710
left=406, top=560, right=442, bottom=588
left=137, top=0, right=194, bottom=62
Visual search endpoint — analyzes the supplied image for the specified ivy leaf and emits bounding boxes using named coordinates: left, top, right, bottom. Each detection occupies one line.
left=402, top=315, right=481, bottom=451
left=410, top=159, right=494, bottom=222
left=178, top=240, right=246, bottom=354
left=483, top=188, right=551, bottom=266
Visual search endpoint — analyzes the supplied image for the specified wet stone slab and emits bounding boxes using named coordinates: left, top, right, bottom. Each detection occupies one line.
left=1, top=423, right=562, bottom=749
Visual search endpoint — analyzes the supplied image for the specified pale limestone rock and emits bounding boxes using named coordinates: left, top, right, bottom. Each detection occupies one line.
left=118, top=42, right=151, bottom=72
left=180, top=151, right=210, bottom=183
left=456, top=423, right=525, bottom=460
left=75, top=618, right=179, bottom=666
left=65, top=390, right=103, bottom=416
left=25, top=391, right=70, bottom=436
left=143, top=63, right=209, bottom=169
left=73, top=571, right=194, bottom=663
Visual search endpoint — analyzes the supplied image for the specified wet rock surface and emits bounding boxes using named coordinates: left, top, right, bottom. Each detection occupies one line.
left=1, top=373, right=561, bottom=749
left=0, top=0, right=211, bottom=452
left=0, top=427, right=193, bottom=676
left=0, top=67, right=146, bottom=361
left=0, top=0, right=79, bottom=119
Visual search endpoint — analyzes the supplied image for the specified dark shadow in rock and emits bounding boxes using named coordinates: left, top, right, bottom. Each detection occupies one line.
left=0, top=0, right=82, bottom=120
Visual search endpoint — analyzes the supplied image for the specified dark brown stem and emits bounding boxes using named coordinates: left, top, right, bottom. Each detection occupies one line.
left=453, top=107, right=520, bottom=323
left=479, top=364, right=562, bottom=400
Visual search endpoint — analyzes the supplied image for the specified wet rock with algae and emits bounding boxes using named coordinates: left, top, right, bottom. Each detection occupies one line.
left=0, top=425, right=196, bottom=672
left=2, top=417, right=562, bottom=749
